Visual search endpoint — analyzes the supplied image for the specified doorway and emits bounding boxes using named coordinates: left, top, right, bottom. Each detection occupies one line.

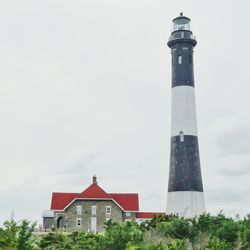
left=57, top=216, right=64, bottom=229
left=91, top=217, right=97, bottom=233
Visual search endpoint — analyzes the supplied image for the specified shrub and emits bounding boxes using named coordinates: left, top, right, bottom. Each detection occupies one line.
left=0, top=220, right=19, bottom=249
left=207, top=237, right=233, bottom=250
left=102, top=221, right=144, bottom=250
left=17, top=220, right=37, bottom=250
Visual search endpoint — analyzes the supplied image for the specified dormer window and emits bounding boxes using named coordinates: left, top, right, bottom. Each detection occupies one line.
left=178, top=55, right=182, bottom=64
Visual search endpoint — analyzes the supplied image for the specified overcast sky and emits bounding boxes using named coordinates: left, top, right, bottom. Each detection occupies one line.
left=1, top=0, right=250, bottom=226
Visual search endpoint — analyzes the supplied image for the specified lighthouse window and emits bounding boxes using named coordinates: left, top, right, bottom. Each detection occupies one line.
left=189, top=55, right=192, bottom=64
left=179, top=131, right=184, bottom=142
left=178, top=55, right=182, bottom=64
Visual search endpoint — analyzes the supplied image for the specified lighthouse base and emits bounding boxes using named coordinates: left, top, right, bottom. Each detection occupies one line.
left=166, top=191, right=205, bottom=218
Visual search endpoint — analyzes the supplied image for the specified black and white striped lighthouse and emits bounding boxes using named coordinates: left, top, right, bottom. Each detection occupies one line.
left=166, top=13, right=205, bottom=218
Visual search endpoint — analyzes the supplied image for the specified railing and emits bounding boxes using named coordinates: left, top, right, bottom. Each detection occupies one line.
left=168, top=32, right=196, bottom=42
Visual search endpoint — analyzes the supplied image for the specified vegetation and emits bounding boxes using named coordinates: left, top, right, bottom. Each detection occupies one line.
left=1, top=213, right=250, bottom=249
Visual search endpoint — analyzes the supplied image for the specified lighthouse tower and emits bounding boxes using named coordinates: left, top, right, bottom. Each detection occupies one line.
left=166, top=13, right=205, bottom=218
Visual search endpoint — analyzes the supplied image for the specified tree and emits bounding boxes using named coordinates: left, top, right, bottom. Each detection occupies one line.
left=17, top=220, right=37, bottom=250
left=0, top=220, right=37, bottom=250
left=0, top=220, right=19, bottom=249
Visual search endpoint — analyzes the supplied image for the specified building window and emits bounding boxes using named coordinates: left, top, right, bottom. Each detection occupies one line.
left=178, top=55, right=182, bottom=64
left=126, top=212, right=131, bottom=217
left=76, top=205, right=82, bottom=215
left=106, top=206, right=112, bottom=215
left=179, top=131, right=184, bottom=142
left=76, top=218, right=81, bottom=227
left=91, top=206, right=97, bottom=215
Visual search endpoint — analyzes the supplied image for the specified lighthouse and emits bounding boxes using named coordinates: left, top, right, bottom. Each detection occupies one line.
left=166, top=13, right=205, bottom=218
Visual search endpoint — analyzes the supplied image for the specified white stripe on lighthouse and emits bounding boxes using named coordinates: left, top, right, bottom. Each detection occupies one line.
left=171, top=86, right=198, bottom=137
left=166, top=191, right=205, bottom=218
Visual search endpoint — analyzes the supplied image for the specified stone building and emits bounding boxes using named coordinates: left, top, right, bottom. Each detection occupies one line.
left=42, top=176, right=161, bottom=232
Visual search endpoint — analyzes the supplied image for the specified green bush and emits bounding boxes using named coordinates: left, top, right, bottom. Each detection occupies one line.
left=17, top=220, right=37, bottom=250
left=216, top=220, right=240, bottom=244
left=126, top=239, right=187, bottom=250
left=207, top=237, right=233, bottom=250
left=0, top=220, right=37, bottom=250
left=2, top=213, right=250, bottom=250
left=38, top=232, right=70, bottom=249
left=0, top=220, right=19, bottom=249
left=101, top=221, right=144, bottom=250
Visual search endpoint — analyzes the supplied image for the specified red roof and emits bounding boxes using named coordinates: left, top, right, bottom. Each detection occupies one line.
left=136, top=212, right=164, bottom=219
left=50, top=183, right=139, bottom=211
left=77, top=183, right=111, bottom=199
left=110, top=193, right=139, bottom=211
left=51, top=192, right=78, bottom=210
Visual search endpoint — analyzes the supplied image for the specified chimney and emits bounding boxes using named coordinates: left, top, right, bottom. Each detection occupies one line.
left=93, top=175, right=97, bottom=184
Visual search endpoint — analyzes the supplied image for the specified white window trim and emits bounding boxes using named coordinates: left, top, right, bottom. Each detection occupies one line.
left=91, top=205, right=97, bottom=215
left=76, top=205, right=82, bottom=215
left=76, top=218, right=82, bottom=227
left=106, top=206, right=112, bottom=215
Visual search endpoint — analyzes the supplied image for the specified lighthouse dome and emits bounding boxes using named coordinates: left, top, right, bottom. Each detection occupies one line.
left=173, top=13, right=191, bottom=31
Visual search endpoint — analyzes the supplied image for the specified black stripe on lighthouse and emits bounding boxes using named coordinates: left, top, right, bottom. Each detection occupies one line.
left=168, top=135, right=203, bottom=192
left=171, top=42, right=195, bottom=88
